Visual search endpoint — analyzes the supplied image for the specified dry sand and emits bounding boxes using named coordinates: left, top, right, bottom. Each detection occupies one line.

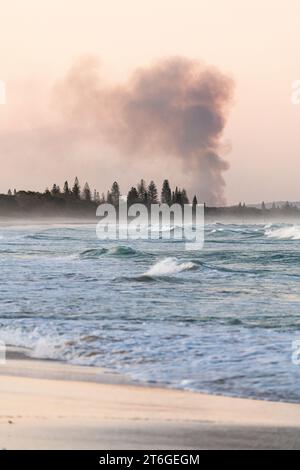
left=1, top=356, right=300, bottom=450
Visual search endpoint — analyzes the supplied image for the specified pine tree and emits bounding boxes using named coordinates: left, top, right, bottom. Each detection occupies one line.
left=147, top=181, right=158, bottom=204
left=7, top=189, right=12, bottom=196
left=177, top=189, right=183, bottom=206
left=72, top=177, right=81, bottom=199
left=173, top=187, right=182, bottom=205
left=93, top=190, right=100, bottom=203
left=107, top=190, right=113, bottom=205
left=111, top=181, right=120, bottom=206
left=181, top=189, right=189, bottom=205
left=192, top=195, right=198, bottom=209
left=137, top=179, right=147, bottom=203
left=171, top=187, right=188, bottom=206
left=83, top=182, right=91, bottom=201
left=63, top=181, right=70, bottom=196
left=161, top=179, right=172, bottom=205
left=51, top=184, right=60, bottom=196
left=127, top=187, right=139, bottom=206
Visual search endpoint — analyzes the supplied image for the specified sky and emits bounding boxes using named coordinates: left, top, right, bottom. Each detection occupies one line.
left=0, top=0, right=299, bottom=204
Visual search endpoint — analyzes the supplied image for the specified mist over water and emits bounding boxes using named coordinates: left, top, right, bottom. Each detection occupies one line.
left=0, top=222, right=300, bottom=402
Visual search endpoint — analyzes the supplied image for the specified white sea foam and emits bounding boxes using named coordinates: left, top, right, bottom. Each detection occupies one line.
left=145, top=257, right=195, bottom=276
left=0, top=326, right=65, bottom=359
left=265, top=225, right=300, bottom=240
left=0, top=325, right=91, bottom=364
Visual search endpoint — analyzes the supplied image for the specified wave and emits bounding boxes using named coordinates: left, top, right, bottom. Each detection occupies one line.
left=144, top=257, right=196, bottom=277
left=265, top=225, right=300, bottom=240
left=80, top=245, right=142, bottom=259
left=80, top=248, right=108, bottom=258
left=26, top=233, right=74, bottom=241
left=0, top=324, right=106, bottom=366
left=108, top=246, right=140, bottom=256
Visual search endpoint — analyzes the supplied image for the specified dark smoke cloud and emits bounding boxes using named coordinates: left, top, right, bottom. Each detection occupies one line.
left=54, top=56, right=234, bottom=204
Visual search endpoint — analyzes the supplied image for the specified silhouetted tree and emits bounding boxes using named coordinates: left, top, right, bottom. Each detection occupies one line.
left=137, top=179, right=147, bottom=204
left=173, top=187, right=182, bottom=205
left=111, top=181, right=120, bottom=206
left=181, top=189, right=189, bottom=205
left=63, top=181, right=70, bottom=196
left=192, top=195, right=198, bottom=209
left=171, top=190, right=176, bottom=204
left=161, top=179, right=172, bottom=205
left=51, top=184, right=60, bottom=196
left=261, top=201, right=266, bottom=211
left=94, top=190, right=100, bottom=203
left=171, top=187, right=189, bottom=206
left=147, top=181, right=158, bottom=204
left=83, top=182, right=91, bottom=201
left=7, top=189, right=12, bottom=196
left=107, top=190, right=113, bottom=205
left=72, top=177, right=81, bottom=199
left=127, top=187, right=139, bottom=206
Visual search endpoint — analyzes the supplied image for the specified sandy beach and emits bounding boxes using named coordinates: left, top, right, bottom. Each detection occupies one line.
left=0, top=355, right=300, bottom=450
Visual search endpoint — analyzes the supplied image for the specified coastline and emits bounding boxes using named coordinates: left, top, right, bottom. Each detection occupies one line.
left=1, top=353, right=300, bottom=449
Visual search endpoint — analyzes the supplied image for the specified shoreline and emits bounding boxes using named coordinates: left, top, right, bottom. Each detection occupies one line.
left=1, top=354, right=300, bottom=449
left=4, top=346, right=300, bottom=404
left=4, top=347, right=300, bottom=405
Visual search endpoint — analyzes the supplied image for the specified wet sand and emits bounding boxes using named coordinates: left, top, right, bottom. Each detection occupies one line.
left=0, top=356, right=300, bottom=449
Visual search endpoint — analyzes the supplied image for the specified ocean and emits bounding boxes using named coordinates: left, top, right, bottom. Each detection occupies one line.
left=0, top=221, right=300, bottom=402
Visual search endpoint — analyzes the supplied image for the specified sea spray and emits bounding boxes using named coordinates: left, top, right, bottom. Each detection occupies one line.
left=265, top=225, right=300, bottom=240
left=145, top=257, right=196, bottom=277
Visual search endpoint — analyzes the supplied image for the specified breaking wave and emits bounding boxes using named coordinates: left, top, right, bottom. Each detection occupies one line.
left=265, top=225, right=300, bottom=240
left=144, top=257, right=196, bottom=277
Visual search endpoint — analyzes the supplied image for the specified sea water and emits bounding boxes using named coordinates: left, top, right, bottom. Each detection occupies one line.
left=0, top=221, right=300, bottom=402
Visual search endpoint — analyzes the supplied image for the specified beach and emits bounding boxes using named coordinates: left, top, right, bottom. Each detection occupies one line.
left=1, top=222, right=300, bottom=450
left=1, top=355, right=300, bottom=450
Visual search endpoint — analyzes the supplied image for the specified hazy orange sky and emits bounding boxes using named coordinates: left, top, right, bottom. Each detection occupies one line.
left=0, top=0, right=299, bottom=204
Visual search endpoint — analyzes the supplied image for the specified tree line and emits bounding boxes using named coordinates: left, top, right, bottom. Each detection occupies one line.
left=7, top=178, right=198, bottom=207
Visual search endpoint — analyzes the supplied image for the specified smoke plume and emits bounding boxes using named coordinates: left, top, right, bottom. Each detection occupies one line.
left=54, top=56, right=234, bottom=204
